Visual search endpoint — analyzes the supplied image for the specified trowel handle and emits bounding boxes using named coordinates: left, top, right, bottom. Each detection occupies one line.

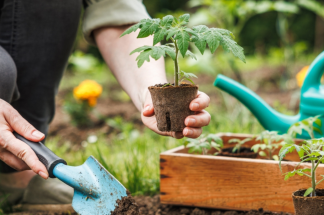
left=13, top=132, right=67, bottom=178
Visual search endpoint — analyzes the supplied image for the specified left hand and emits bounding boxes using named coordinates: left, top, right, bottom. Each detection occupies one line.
left=142, top=91, right=211, bottom=139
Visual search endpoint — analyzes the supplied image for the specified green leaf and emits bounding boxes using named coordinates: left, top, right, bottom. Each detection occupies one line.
left=304, top=188, right=313, bottom=197
left=178, top=14, right=190, bottom=26
left=151, top=46, right=166, bottom=60
left=181, top=78, right=195, bottom=85
left=184, top=27, right=198, bottom=37
left=259, top=151, right=267, bottom=157
left=136, top=49, right=151, bottom=67
left=121, top=23, right=141, bottom=37
left=220, top=35, right=246, bottom=63
left=205, top=28, right=221, bottom=53
left=153, top=28, right=167, bottom=45
left=137, top=19, right=160, bottom=38
left=272, top=155, right=279, bottom=161
left=130, top=46, right=152, bottom=55
left=175, top=29, right=190, bottom=57
left=192, top=25, right=209, bottom=54
left=161, top=15, right=174, bottom=27
left=229, top=139, right=240, bottom=144
left=185, top=50, right=197, bottom=60
left=166, top=27, right=178, bottom=40
left=314, top=127, right=322, bottom=135
left=161, top=46, right=176, bottom=60
left=180, top=71, right=198, bottom=79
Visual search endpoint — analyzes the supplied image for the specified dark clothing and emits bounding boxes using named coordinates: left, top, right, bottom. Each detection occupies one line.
left=0, top=0, right=82, bottom=173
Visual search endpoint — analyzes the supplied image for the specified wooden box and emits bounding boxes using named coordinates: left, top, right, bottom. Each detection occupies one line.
left=160, top=133, right=324, bottom=214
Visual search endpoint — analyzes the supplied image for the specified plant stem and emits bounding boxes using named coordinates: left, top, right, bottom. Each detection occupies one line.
left=174, top=40, right=179, bottom=86
left=312, top=160, right=316, bottom=196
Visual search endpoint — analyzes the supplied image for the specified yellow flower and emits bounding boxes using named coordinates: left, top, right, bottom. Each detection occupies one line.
left=296, top=66, right=309, bottom=88
left=73, top=80, right=102, bottom=107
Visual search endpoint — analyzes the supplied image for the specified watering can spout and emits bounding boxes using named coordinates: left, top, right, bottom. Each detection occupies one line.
left=214, top=74, right=300, bottom=133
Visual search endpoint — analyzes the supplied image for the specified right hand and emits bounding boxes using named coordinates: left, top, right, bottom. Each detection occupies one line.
left=0, top=99, right=48, bottom=179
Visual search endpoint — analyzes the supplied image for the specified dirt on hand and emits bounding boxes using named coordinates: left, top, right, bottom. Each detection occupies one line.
left=111, top=190, right=139, bottom=215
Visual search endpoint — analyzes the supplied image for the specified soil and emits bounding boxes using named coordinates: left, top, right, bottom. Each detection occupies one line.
left=219, top=147, right=258, bottom=158
left=292, top=189, right=324, bottom=215
left=111, top=190, right=139, bottom=215
left=148, top=83, right=198, bottom=132
left=8, top=195, right=292, bottom=215
left=133, top=195, right=291, bottom=215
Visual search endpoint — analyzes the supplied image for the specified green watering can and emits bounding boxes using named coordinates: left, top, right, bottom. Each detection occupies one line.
left=214, top=51, right=324, bottom=139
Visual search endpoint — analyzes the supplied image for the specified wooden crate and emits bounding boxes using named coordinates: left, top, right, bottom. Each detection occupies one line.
left=160, top=133, right=324, bottom=214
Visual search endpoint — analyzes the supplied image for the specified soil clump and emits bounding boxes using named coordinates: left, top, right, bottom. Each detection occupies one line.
left=111, top=190, right=139, bottom=215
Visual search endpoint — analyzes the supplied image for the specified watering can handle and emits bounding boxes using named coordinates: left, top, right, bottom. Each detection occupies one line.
left=302, top=51, right=324, bottom=90
left=13, top=132, right=66, bottom=178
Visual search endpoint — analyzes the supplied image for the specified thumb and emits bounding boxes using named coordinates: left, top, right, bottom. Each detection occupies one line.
left=142, top=104, right=154, bottom=117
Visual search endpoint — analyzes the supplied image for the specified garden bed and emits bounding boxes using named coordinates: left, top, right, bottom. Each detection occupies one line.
left=160, top=133, right=324, bottom=214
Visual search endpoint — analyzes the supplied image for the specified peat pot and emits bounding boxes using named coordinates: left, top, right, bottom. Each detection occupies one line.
left=160, top=133, right=324, bottom=214
left=292, top=189, right=324, bottom=215
left=148, top=84, right=198, bottom=132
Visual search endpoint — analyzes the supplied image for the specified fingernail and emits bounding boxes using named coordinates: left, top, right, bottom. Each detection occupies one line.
left=191, top=103, right=199, bottom=110
left=32, top=131, right=44, bottom=139
left=184, top=128, right=193, bottom=136
left=39, top=171, right=48, bottom=179
left=175, top=131, right=184, bottom=139
left=186, top=118, right=196, bottom=126
left=144, top=105, right=151, bottom=112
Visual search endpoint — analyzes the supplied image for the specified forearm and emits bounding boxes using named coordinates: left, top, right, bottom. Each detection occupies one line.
left=94, top=26, right=167, bottom=111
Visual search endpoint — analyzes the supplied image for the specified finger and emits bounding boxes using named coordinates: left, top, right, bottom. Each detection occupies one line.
left=2, top=104, right=45, bottom=142
left=142, top=104, right=154, bottom=117
left=0, top=131, right=48, bottom=179
left=190, top=91, right=210, bottom=111
left=0, top=148, right=30, bottom=171
left=183, top=127, right=203, bottom=138
left=185, top=110, right=211, bottom=128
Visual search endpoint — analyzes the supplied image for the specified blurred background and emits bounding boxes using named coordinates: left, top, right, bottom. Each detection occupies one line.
left=39, top=0, right=324, bottom=197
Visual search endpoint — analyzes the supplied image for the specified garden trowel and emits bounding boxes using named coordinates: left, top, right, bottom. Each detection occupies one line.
left=14, top=132, right=127, bottom=215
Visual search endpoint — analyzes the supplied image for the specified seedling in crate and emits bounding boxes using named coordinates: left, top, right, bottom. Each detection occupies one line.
left=251, top=131, right=284, bottom=160
left=185, top=134, right=223, bottom=155
left=279, top=116, right=323, bottom=197
left=121, top=14, right=245, bottom=132
left=288, top=115, right=322, bottom=139
left=229, top=137, right=253, bottom=153
left=279, top=138, right=324, bottom=197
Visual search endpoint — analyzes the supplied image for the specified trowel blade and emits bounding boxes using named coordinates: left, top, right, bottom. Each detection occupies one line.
left=53, top=156, right=127, bottom=215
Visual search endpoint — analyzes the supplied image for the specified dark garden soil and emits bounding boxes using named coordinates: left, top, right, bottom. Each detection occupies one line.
left=149, top=83, right=198, bottom=132
left=219, top=147, right=258, bottom=158
left=8, top=195, right=293, bottom=215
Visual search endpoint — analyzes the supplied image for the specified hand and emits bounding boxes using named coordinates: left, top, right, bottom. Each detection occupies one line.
left=0, top=99, right=48, bottom=179
left=142, top=91, right=211, bottom=139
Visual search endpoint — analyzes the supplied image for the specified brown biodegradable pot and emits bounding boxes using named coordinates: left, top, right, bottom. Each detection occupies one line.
left=148, top=84, right=198, bottom=132
left=292, top=189, right=324, bottom=215
left=219, top=147, right=258, bottom=158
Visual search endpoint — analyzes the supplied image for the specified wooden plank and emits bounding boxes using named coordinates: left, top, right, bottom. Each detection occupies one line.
left=160, top=133, right=318, bottom=214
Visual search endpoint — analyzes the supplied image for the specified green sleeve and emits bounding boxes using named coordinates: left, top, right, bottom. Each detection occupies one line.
left=83, top=0, right=150, bottom=46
